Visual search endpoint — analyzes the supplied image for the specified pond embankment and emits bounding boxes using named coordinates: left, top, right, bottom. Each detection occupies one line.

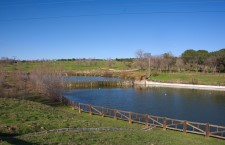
left=65, top=81, right=134, bottom=89
left=134, top=80, right=225, bottom=91
left=65, top=79, right=225, bottom=91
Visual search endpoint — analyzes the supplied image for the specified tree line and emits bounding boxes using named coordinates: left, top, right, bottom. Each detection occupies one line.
left=1, top=48, right=224, bottom=74
left=133, top=48, right=225, bottom=73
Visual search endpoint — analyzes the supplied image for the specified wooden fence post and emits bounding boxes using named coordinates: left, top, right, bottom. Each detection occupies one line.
left=89, top=105, right=92, bottom=115
left=114, top=110, right=117, bottom=120
left=74, top=101, right=77, bottom=108
left=163, top=117, right=167, bottom=130
left=71, top=101, right=74, bottom=110
left=145, top=114, right=149, bottom=126
left=129, top=112, right=132, bottom=124
left=69, top=101, right=71, bottom=106
left=205, top=123, right=210, bottom=138
left=78, top=103, right=81, bottom=113
left=183, top=121, right=187, bottom=133
left=101, top=107, right=104, bottom=117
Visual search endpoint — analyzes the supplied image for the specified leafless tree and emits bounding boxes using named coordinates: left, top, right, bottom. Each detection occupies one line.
left=30, top=63, right=64, bottom=102
left=163, top=52, right=175, bottom=72
left=205, top=56, right=217, bottom=73
left=151, top=56, right=159, bottom=72
left=133, top=49, right=148, bottom=69
left=84, top=58, right=97, bottom=66
left=106, top=58, right=114, bottom=68
left=175, top=58, right=184, bottom=72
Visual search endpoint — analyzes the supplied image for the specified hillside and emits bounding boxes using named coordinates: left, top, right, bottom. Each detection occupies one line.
left=0, top=98, right=224, bottom=144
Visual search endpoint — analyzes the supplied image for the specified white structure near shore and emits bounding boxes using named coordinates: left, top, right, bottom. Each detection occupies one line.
left=134, top=80, right=225, bottom=91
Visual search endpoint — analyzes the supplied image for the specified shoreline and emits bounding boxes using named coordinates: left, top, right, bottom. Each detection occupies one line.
left=134, top=80, right=225, bottom=91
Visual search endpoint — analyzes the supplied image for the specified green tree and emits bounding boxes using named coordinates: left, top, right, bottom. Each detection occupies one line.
left=195, top=50, right=209, bottom=65
left=181, top=49, right=196, bottom=64
left=213, top=48, right=225, bottom=72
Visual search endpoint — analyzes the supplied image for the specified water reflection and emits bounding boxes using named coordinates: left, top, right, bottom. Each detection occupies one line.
left=64, top=87, right=225, bottom=126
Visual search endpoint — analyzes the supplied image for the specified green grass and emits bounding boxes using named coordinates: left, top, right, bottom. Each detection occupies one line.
left=51, top=60, right=131, bottom=71
left=3, top=60, right=225, bottom=86
left=17, top=129, right=224, bottom=145
left=150, top=73, right=225, bottom=86
left=56, top=60, right=106, bottom=71
left=3, top=60, right=131, bottom=72
left=0, top=98, right=132, bottom=135
left=0, top=98, right=224, bottom=144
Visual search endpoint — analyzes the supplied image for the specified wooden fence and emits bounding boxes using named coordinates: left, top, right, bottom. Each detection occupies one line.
left=69, top=101, right=225, bottom=140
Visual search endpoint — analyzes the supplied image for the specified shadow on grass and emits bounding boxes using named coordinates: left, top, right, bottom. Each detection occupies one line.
left=0, top=133, right=33, bottom=145
left=17, top=93, right=63, bottom=107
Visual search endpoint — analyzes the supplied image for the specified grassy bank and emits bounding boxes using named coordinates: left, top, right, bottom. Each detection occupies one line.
left=149, top=73, right=225, bottom=86
left=0, top=98, right=224, bottom=145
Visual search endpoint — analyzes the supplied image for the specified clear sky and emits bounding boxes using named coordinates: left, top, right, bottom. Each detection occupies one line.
left=0, top=0, right=225, bottom=60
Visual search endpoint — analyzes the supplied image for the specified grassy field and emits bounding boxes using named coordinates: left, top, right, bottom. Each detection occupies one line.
left=149, top=72, right=225, bottom=86
left=2, top=60, right=130, bottom=72
left=2, top=60, right=225, bottom=86
left=0, top=98, right=224, bottom=145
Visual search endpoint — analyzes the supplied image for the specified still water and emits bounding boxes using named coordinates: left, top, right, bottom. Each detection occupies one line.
left=64, top=87, right=225, bottom=126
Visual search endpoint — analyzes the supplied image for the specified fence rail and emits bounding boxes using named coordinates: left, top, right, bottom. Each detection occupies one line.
left=69, top=101, right=225, bottom=140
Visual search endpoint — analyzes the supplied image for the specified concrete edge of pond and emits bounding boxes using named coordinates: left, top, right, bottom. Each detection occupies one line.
left=134, top=80, right=225, bottom=91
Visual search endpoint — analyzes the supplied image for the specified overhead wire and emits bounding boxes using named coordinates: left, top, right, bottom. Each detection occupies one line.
left=1, top=10, right=225, bottom=22
left=0, top=0, right=224, bottom=7
left=0, top=0, right=224, bottom=22
left=0, top=0, right=95, bottom=7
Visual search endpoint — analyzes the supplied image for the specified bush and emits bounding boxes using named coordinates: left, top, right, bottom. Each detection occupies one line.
left=191, top=78, right=198, bottom=84
left=151, top=71, right=159, bottom=77
left=102, top=71, right=113, bottom=77
left=120, top=71, right=130, bottom=79
left=30, top=64, right=64, bottom=102
left=135, top=73, right=147, bottom=81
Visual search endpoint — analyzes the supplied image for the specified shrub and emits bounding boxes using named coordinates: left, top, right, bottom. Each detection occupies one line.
left=135, top=73, right=147, bottom=81
left=191, top=78, right=198, bottom=84
left=102, top=71, right=113, bottom=77
left=30, top=63, right=64, bottom=102
left=120, top=71, right=130, bottom=79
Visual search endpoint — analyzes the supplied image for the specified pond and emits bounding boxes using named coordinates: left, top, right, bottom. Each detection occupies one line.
left=64, top=87, right=225, bottom=126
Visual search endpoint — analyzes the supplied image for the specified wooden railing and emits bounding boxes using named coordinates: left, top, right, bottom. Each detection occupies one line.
left=69, top=101, right=225, bottom=140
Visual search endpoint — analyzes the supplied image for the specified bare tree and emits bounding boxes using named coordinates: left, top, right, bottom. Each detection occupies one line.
left=151, top=56, right=159, bottom=72
left=134, top=49, right=147, bottom=69
left=163, top=52, right=175, bottom=72
left=30, top=63, right=64, bottom=102
left=205, top=56, right=217, bottom=73
left=106, top=58, right=114, bottom=68
left=175, top=58, right=184, bottom=72
left=84, top=58, right=97, bottom=66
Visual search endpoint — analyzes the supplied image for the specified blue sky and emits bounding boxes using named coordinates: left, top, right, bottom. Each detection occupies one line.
left=0, top=0, right=225, bottom=60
